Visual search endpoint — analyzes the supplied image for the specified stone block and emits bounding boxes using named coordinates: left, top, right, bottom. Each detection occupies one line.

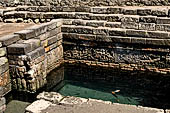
left=93, top=27, right=109, bottom=35
left=15, top=30, right=35, bottom=40
left=26, top=47, right=45, bottom=61
left=96, top=35, right=112, bottom=42
left=75, top=7, right=90, bottom=12
left=146, top=38, right=165, bottom=46
left=0, top=34, right=20, bottom=46
left=37, top=6, right=50, bottom=12
left=43, top=12, right=56, bottom=19
left=90, top=14, right=106, bottom=20
left=7, top=43, right=32, bottom=55
left=0, top=97, right=6, bottom=107
left=121, top=15, right=139, bottom=23
left=41, top=34, right=61, bottom=47
left=131, top=37, right=146, bottom=44
left=106, top=14, right=123, bottom=22
left=152, top=8, right=168, bottom=16
left=137, top=8, right=152, bottom=16
left=62, top=7, right=76, bottom=12
left=110, top=36, right=131, bottom=43
left=156, top=24, right=170, bottom=32
left=139, top=16, right=157, bottom=23
left=46, top=27, right=61, bottom=38
left=0, top=47, right=6, bottom=57
left=90, top=7, right=109, bottom=14
left=86, top=20, right=106, bottom=27
left=14, top=11, right=28, bottom=18
left=62, top=19, right=73, bottom=25
left=46, top=19, right=63, bottom=31
left=36, top=33, right=47, bottom=41
left=75, top=12, right=90, bottom=19
left=139, top=23, right=155, bottom=31
left=0, top=83, right=11, bottom=97
left=0, top=57, right=8, bottom=75
left=19, top=39, right=41, bottom=51
left=27, top=12, right=43, bottom=19
left=27, top=24, right=47, bottom=36
left=72, top=19, right=87, bottom=26
left=122, top=8, right=137, bottom=15
left=121, top=22, right=138, bottom=29
left=108, top=7, right=122, bottom=14
left=3, top=11, right=16, bottom=19
left=105, top=22, right=121, bottom=28
left=126, top=29, right=147, bottom=37
left=0, top=70, right=10, bottom=86
left=147, top=31, right=169, bottom=39
left=109, top=28, right=126, bottom=36
left=157, top=17, right=170, bottom=24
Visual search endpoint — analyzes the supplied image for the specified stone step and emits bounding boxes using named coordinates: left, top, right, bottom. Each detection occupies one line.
left=63, top=33, right=170, bottom=46
left=62, top=25, right=170, bottom=39
left=15, top=6, right=170, bottom=17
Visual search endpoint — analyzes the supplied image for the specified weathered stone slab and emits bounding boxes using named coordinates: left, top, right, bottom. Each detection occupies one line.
left=121, top=15, right=139, bottom=23
left=0, top=83, right=11, bottom=97
left=15, top=30, right=35, bottom=40
left=19, top=39, right=41, bottom=51
left=72, top=19, right=87, bottom=26
left=139, top=23, right=155, bottom=31
left=27, top=12, right=43, bottom=19
left=90, top=14, right=106, bottom=20
left=7, top=43, right=32, bottom=55
left=46, top=19, right=63, bottom=31
left=0, top=48, right=6, bottom=57
left=146, top=38, right=165, bottom=46
left=105, top=22, right=121, bottom=28
left=0, top=57, right=8, bottom=75
left=157, top=17, right=170, bottom=24
left=0, top=34, right=20, bottom=46
left=126, top=29, right=147, bottom=37
left=41, top=35, right=60, bottom=47
left=26, top=47, right=45, bottom=61
left=121, top=22, right=139, bottom=29
left=90, top=7, right=109, bottom=14
left=93, top=27, right=109, bottom=35
left=139, top=16, right=157, bottom=23
left=46, top=27, right=61, bottom=38
left=109, top=28, right=126, bottom=36
left=25, top=99, right=52, bottom=113
left=86, top=20, right=106, bottom=27
left=152, top=8, right=168, bottom=16
left=156, top=24, right=170, bottom=32
left=131, top=37, right=146, bottom=44
left=147, top=31, right=169, bottom=39
left=27, top=24, right=47, bottom=36
left=137, top=8, right=152, bottom=16
left=75, top=12, right=90, bottom=20
left=37, top=6, right=50, bottom=12
left=122, top=8, right=137, bottom=15
left=106, top=14, right=123, bottom=22
left=37, top=92, right=64, bottom=103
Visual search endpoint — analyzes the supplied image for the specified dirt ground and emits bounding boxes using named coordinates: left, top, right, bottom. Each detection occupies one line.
left=0, top=23, right=35, bottom=37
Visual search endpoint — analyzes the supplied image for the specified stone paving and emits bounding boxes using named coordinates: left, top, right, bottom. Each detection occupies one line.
left=25, top=92, right=167, bottom=113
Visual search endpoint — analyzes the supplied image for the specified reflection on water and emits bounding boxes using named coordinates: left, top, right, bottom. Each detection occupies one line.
left=49, top=63, right=170, bottom=109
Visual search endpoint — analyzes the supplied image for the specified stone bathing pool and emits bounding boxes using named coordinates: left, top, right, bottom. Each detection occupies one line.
left=4, top=63, right=170, bottom=113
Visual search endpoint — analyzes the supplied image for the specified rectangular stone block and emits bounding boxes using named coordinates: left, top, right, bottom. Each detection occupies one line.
left=109, top=28, right=126, bottom=36
left=121, top=15, right=139, bottom=23
left=157, top=17, right=170, bottom=24
left=62, top=7, right=76, bottom=12
left=62, top=19, right=73, bottom=25
left=146, top=38, right=165, bottom=46
left=90, top=14, right=106, bottom=20
left=46, top=27, right=61, bottom=38
left=137, top=8, right=152, bottom=15
left=106, top=14, right=123, bottom=22
left=139, top=23, right=155, bottom=31
left=46, top=19, right=63, bottom=30
left=108, top=7, right=122, bottom=14
left=110, top=36, right=131, bottom=43
left=139, top=16, right=157, bottom=23
left=152, top=8, right=168, bottom=16
left=122, top=8, right=137, bottom=15
left=7, top=43, right=32, bottom=55
left=36, top=33, right=47, bottom=41
left=131, top=37, right=146, bottom=44
left=156, top=24, right=170, bottom=32
left=90, top=7, right=109, bottom=14
left=14, top=11, right=28, bottom=18
left=27, top=24, right=47, bottom=36
left=18, top=39, right=40, bottom=51
left=0, top=47, right=6, bottom=57
left=126, top=29, right=147, bottom=37
left=93, top=27, right=109, bottom=35
left=75, top=12, right=90, bottom=20
left=86, top=20, right=106, bottom=27
left=26, top=47, right=45, bottom=61
left=27, top=12, right=43, bottom=19
left=121, top=22, right=138, bottom=29
left=72, top=19, right=87, bottom=26
left=45, top=40, right=62, bottom=52
left=15, top=30, right=35, bottom=40
left=0, top=34, right=20, bottom=46
left=37, top=6, right=50, bottom=12
left=95, top=35, right=112, bottom=42
left=75, top=7, right=91, bottom=12
left=147, top=31, right=169, bottom=39
left=0, top=83, right=11, bottom=97
left=0, top=70, right=10, bottom=89
left=0, top=57, right=9, bottom=75
left=105, top=22, right=121, bottom=28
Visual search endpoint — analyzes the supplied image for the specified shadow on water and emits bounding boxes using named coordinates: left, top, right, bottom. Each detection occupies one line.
left=47, top=63, right=170, bottom=109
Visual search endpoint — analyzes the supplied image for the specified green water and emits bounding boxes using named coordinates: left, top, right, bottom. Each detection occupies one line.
left=49, top=64, right=170, bottom=109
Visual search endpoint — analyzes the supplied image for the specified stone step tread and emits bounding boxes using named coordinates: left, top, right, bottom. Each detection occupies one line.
left=62, top=25, right=170, bottom=39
